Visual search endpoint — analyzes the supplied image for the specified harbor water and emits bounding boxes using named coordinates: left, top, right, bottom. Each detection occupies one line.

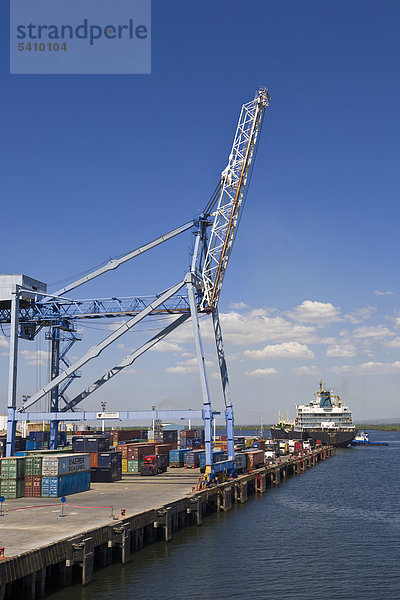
left=50, top=430, right=400, bottom=600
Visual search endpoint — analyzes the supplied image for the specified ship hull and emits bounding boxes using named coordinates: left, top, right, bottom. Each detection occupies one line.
left=270, top=427, right=308, bottom=441
left=270, top=427, right=356, bottom=447
left=306, top=429, right=357, bottom=448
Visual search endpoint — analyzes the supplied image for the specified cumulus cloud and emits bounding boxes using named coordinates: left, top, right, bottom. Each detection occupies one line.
left=165, top=357, right=213, bottom=374
left=228, top=301, right=249, bottom=310
left=287, top=301, right=342, bottom=325
left=330, top=361, right=400, bottom=375
left=244, top=341, right=315, bottom=360
left=0, top=338, right=9, bottom=348
left=374, top=290, right=393, bottom=296
left=293, top=365, right=319, bottom=375
left=352, top=325, right=394, bottom=340
left=383, top=337, right=400, bottom=348
left=21, top=349, right=48, bottom=366
left=346, top=306, right=377, bottom=324
left=218, top=310, right=318, bottom=345
left=151, top=341, right=184, bottom=353
left=326, top=344, right=357, bottom=358
left=244, top=368, right=279, bottom=377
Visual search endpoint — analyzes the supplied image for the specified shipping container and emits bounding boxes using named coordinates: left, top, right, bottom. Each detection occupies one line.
left=25, top=456, right=42, bottom=476
left=90, top=464, right=121, bottom=483
left=1, top=478, right=25, bottom=498
left=42, top=454, right=90, bottom=476
left=97, top=451, right=121, bottom=469
left=41, top=471, right=90, bottom=497
left=126, top=458, right=144, bottom=473
left=72, top=436, right=109, bottom=453
left=184, top=438, right=203, bottom=449
left=234, top=452, right=247, bottom=472
left=162, top=430, right=178, bottom=443
left=244, top=449, right=265, bottom=470
left=180, top=429, right=196, bottom=440
left=199, top=450, right=226, bottom=472
left=169, top=449, right=186, bottom=467
left=184, top=449, right=204, bottom=468
left=24, top=475, right=42, bottom=497
left=1, top=456, right=25, bottom=479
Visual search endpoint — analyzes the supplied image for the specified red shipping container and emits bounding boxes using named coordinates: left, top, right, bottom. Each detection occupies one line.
left=90, top=452, right=98, bottom=468
left=180, top=430, right=196, bottom=439
left=245, top=450, right=265, bottom=470
left=24, top=475, right=42, bottom=498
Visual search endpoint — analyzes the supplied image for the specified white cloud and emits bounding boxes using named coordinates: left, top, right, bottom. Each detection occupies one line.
left=21, top=349, right=48, bottom=366
left=244, top=368, right=279, bottom=377
left=0, top=338, right=9, bottom=349
left=218, top=310, right=318, bottom=345
left=330, top=361, right=400, bottom=375
left=151, top=341, right=184, bottom=353
left=383, top=337, right=400, bottom=348
left=287, top=301, right=342, bottom=325
left=293, top=365, right=319, bottom=375
left=374, top=290, right=393, bottom=296
left=352, top=325, right=394, bottom=340
left=121, top=367, right=137, bottom=375
left=326, top=344, right=357, bottom=358
left=244, top=341, right=315, bottom=360
left=228, top=301, right=248, bottom=310
left=346, top=306, right=377, bottom=324
left=165, top=357, right=213, bottom=374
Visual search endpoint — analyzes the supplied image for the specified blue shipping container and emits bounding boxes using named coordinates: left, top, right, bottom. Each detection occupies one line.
left=169, top=449, right=186, bottom=467
left=41, top=471, right=90, bottom=498
left=184, top=450, right=205, bottom=468
left=199, top=450, right=226, bottom=470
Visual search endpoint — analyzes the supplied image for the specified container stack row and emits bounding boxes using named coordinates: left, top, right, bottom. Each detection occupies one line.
left=0, top=453, right=91, bottom=498
left=71, top=434, right=122, bottom=483
left=117, top=441, right=177, bottom=473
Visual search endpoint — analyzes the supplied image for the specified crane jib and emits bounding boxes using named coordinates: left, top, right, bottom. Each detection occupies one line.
left=200, top=88, right=270, bottom=311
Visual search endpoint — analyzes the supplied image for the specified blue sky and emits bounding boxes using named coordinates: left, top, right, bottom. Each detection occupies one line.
left=1, top=1, right=400, bottom=423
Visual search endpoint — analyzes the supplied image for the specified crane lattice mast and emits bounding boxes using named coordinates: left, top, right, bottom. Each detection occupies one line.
left=201, top=88, right=270, bottom=311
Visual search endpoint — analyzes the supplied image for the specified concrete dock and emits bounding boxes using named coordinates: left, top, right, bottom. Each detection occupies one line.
left=0, top=446, right=334, bottom=599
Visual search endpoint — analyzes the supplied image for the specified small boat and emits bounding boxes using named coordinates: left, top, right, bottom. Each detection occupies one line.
left=351, top=431, right=388, bottom=446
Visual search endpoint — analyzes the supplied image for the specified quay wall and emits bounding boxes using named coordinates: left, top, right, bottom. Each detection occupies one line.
left=0, top=446, right=335, bottom=600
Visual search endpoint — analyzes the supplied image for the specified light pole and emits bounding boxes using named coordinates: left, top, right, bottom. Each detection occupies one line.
left=101, top=401, right=106, bottom=433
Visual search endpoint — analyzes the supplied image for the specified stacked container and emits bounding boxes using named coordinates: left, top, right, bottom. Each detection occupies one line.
left=24, top=455, right=43, bottom=497
left=91, top=451, right=122, bottom=482
left=117, top=443, right=155, bottom=473
left=169, top=448, right=186, bottom=467
left=243, top=449, right=265, bottom=470
left=184, top=449, right=204, bottom=468
left=41, top=453, right=90, bottom=497
left=0, top=457, right=25, bottom=498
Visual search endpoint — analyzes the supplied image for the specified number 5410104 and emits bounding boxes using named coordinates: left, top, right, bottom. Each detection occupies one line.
left=18, top=42, right=67, bottom=51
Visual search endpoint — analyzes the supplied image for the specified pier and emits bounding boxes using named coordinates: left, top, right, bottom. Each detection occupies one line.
left=0, top=446, right=334, bottom=599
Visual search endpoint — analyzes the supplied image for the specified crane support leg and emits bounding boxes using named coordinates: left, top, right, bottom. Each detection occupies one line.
left=49, top=326, right=60, bottom=449
left=6, top=287, right=19, bottom=457
left=212, top=309, right=235, bottom=460
left=187, top=281, right=213, bottom=475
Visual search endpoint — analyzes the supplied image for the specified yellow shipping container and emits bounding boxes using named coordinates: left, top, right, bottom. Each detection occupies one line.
left=122, top=459, right=128, bottom=473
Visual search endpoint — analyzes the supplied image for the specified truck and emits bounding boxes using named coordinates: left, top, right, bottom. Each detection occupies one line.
left=140, top=454, right=168, bottom=476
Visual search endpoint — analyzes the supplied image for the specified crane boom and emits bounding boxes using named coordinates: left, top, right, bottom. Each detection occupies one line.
left=200, top=88, right=270, bottom=311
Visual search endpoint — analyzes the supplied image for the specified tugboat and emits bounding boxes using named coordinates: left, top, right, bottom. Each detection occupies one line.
left=351, top=431, right=389, bottom=446
left=271, top=381, right=357, bottom=447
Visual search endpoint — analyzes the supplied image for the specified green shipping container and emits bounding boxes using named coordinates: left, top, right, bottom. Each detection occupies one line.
left=1, top=479, right=25, bottom=498
left=127, top=459, right=144, bottom=473
left=1, top=457, right=25, bottom=479
left=25, top=456, right=43, bottom=476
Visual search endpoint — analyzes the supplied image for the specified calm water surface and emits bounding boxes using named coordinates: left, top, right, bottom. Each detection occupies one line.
left=50, top=430, right=400, bottom=600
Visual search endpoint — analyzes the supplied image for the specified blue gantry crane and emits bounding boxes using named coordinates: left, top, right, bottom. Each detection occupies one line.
left=1, top=88, right=270, bottom=482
